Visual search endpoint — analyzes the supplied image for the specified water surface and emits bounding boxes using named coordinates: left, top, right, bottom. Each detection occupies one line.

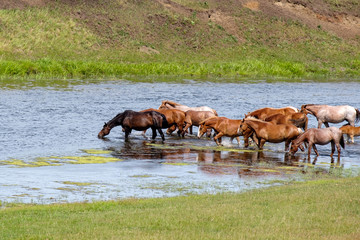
left=1, top=79, right=359, bottom=204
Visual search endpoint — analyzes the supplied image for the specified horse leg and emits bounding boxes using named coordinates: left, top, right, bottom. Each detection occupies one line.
left=190, top=125, right=193, bottom=135
left=324, top=122, right=330, bottom=128
left=258, top=139, right=266, bottom=149
left=166, top=125, right=176, bottom=135
left=350, top=134, right=354, bottom=143
left=330, top=140, right=335, bottom=158
left=214, top=132, right=224, bottom=146
left=151, top=127, right=157, bottom=140
left=124, top=129, right=131, bottom=141
left=285, top=139, right=291, bottom=151
left=183, top=123, right=191, bottom=135
left=235, top=136, right=241, bottom=147
left=312, top=144, right=319, bottom=157
left=307, top=143, right=313, bottom=159
left=317, top=121, right=323, bottom=128
left=335, top=142, right=341, bottom=160
left=158, top=128, right=165, bottom=141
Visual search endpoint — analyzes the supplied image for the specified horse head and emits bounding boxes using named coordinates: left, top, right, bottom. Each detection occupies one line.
left=289, top=140, right=305, bottom=154
left=98, top=122, right=111, bottom=138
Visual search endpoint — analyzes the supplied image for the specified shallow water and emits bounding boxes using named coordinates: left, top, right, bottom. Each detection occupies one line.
left=1, top=79, right=360, bottom=204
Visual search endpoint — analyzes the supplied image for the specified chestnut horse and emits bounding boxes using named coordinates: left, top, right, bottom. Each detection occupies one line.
left=264, top=112, right=308, bottom=131
left=141, top=108, right=186, bottom=137
left=301, top=104, right=360, bottom=128
left=184, top=110, right=216, bottom=137
left=197, top=117, right=242, bottom=146
left=98, top=110, right=168, bottom=141
left=245, top=106, right=298, bottom=120
left=239, top=118, right=302, bottom=151
left=159, top=100, right=218, bottom=116
left=290, top=127, right=345, bottom=159
left=340, top=124, right=360, bottom=143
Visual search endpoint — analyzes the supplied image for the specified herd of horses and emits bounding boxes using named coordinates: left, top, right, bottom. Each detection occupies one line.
left=98, top=100, right=360, bottom=160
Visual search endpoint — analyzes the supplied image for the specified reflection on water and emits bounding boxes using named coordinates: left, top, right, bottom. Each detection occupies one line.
left=1, top=80, right=360, bottom=204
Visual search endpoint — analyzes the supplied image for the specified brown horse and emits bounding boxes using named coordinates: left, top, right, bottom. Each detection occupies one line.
left=239, top=118, right=302, bottom=151
left=159, top=100, right=218, bottom=116
left=141, top=108, right=186, bottom=137
left=340, top=124, right=360, bottom=143
left=183, top=110, right=216, bottom=137
left=301, top=104, right=360, bottom=128
left=290, top=127, right=345, bottom=159
left=197, top=117, right=242, bottom=146
left=245, top=106, right=298, bottom=120
left=264, top=112, right=308, bottom=131
left=98, top=110, right=168, bottom=141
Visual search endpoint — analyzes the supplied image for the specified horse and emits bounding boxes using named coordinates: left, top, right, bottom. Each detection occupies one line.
left=301, top=104, right=360, bottom=128
left=340, top=124, right=360, bottom=143
left=197, top=117, right=242, bottom=146
left=183, top=110, right=217, bottom=137
left=245, top=106, right=299, bottom=120
left=264, top=112, right=308, bottom=131
left=141, top=108, right=186, bottom=137
left=98, top=110, right=168, bottom=141
left=239, top=118, right=302, bottom=151
left=159, top=100, right=218, bottom=116
left=290, top=127, right=345, bottom=159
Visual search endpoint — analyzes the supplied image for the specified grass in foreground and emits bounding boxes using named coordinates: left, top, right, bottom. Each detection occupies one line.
left=1, top=176, right=359, bottom=239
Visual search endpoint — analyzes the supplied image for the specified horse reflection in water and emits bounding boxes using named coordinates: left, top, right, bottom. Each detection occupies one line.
left=196, top=150, right=303, bottom=177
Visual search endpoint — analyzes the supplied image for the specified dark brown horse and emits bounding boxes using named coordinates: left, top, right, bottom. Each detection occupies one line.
left=98, top=110, right=168, bottom=141
left=141, top=108, right=186, bottom=137
left=290, top=127, right=345, bottom=159
left=184, top=110, right=216, bottom=137
left=239, top=118, right=302, bottom=151
left=264, top=112, right=308, bottom=131
left=301, top=104, right=360, bottom=128
left=245, top=106, right=298, bottom=120
left=197, top=117, right=243, bottom=146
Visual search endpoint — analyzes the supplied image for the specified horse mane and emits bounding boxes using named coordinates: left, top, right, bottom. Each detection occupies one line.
left=199, top=116, right=218, bottom=125
left=162, top=100, right=180, bottom=107
left=106, top=110, right=132, bottom=128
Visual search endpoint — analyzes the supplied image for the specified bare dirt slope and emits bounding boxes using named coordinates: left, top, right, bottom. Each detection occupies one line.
left=0, top=0, right=359, bottom=41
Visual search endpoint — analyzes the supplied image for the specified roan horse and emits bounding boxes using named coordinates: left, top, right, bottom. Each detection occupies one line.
left=245, top=106, right=299, bottom=120
left=183, top=110, right=217, bottom=137
left=239, top=118, right=302, bottom=151
left=264, top=112, right=308, bottom=131
left=98, top=110, right=168, bottom=141
left=290, top=127, right=345, bottom=159
left=141, top=108, right=186, bottom=137
left=197, top=117, right=243, bottom=146
left=159, top=100, right=218, bottom=116
left=301, top=104, right=360, bottom=128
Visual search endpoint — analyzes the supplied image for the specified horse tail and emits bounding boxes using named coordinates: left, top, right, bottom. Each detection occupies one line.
left=340, top=134, right=345, bottom=149
left=355, top=108, right=360, bottom=123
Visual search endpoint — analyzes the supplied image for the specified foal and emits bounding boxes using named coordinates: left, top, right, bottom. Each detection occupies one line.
left=290, top=127, right=345, bottom=159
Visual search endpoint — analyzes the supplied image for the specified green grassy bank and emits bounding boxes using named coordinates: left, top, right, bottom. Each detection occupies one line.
left=1, top=176, right=359, bottom=239
left=0, top=1, right=359, bottom=80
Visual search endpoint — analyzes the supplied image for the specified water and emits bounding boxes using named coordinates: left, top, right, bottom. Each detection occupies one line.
left=1, top=79, right=359, bottom=204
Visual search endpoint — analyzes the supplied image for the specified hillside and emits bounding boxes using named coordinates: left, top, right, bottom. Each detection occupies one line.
left=0, top=0, right=359, bottom=79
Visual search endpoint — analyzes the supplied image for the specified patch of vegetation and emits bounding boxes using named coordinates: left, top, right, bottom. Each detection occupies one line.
left=1, top=176, right=359, bottom=239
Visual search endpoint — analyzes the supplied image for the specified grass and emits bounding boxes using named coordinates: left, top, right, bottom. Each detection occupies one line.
left=0, top=2, right=359, bottom=80
left=0, top=176, right=359, bottom=239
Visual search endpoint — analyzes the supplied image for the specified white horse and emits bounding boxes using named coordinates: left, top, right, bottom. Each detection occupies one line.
left=159, top=100, right=218, bottom=116
left=301, top=104, right=360, bottom=128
